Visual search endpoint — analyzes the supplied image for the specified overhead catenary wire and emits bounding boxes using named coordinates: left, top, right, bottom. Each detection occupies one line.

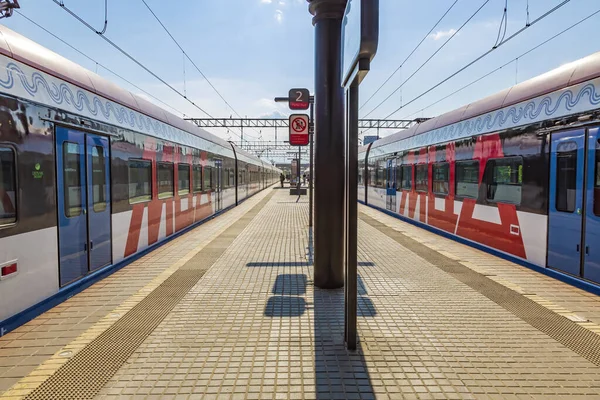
left=359, top=0, right=460, bottom=111
left=400, top=8, right=600, bottom=121
left=362, top=0, right=492, bottom=118
left=381, top=0, right=572, bottom=119
left=57, top=0, right=108, bottom=35
left=493, top=0, right=508, bottom=48
left=49, top=0, right=235, bottom=138
left=139, top=0, right=259, bottom=141
left=15, top=10, right=186, bottom=118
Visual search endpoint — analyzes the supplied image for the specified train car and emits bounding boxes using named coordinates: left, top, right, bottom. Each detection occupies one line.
left=0, top=26, right=279, bottom=334
left=359, top=52, right=600, bottom=290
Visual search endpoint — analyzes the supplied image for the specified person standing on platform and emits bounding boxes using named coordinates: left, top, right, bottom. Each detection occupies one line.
left=280, top=172, right=285, bottom=188
left=303, top=173, right=307, bottom=185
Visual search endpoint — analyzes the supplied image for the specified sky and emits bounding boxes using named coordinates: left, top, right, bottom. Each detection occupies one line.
left=3, top=0, right=600, bottom=151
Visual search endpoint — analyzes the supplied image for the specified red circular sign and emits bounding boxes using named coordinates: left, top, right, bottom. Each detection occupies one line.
left=292, top=117, right=307, bottom=133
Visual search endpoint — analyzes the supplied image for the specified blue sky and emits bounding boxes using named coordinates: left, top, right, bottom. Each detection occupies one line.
left=3, top=0, right=600, bottom=143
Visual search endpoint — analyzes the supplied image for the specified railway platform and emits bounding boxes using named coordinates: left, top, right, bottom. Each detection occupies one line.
left=2, top=188, right=600, bottom=399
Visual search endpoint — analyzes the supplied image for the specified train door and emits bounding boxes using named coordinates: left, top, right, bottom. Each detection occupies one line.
left=548, top=129, right=585, bottom=277
left=215, top=159, right=223, bottom=211
left=548, top=128, right=600, bottom=284
left=386, top=158, right=397, bottom=211
left=583, top=128, right=600, bottom=283
left=56, top=127, right=111, bottom=286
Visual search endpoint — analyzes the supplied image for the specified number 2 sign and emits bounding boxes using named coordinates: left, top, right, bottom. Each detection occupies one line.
left=288, top=88, right=310, bottom=110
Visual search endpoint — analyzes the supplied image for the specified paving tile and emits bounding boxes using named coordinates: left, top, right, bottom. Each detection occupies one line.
left=0, top=189, right=274, bottom=398
left=4, top=189, right=600, bottom=399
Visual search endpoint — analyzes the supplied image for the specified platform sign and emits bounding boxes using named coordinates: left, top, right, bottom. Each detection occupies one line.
left=289, top=114, right=309, bottom=146
left=341, top=0, right=379, bottom=87
left=288, top=88, right=310, bottom=110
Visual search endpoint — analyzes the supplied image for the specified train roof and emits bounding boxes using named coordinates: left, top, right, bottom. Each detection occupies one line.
left=361, top=51, right=600, bottom=155
left=0, top=25, right=277, bottom=170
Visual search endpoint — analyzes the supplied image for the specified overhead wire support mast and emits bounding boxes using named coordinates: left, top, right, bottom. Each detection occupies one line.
left=0, top=0, right=19, bottom=19
left=383, top=0, right=572, bottom=119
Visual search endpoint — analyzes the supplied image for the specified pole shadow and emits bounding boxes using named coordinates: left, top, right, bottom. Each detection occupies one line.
left=264, top=296, right=307, bottom=317
left=313, top=286, right=375, bottom=398
left=247, top=261, right=311, bottom=267
left=272, top=273, right=308, bottom=295
left=264, top=273, right=308, bottom=317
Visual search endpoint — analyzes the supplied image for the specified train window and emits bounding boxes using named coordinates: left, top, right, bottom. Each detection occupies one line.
left=487, top=157, right=523, bottom=204
left=204, top=166, right=213, bottom=190
left=395, top=162, right=402, bottom=191
left=432, top=163, right=449, bottom=195
left=158, top=162, right=174, bottom=199
left=415, top=164, right=428, bottom=192
left=91, top=146, right=107, bottom=212
left=456, top=161, right=479, bottom=199
left=128, top=159, right=152, bottom=203
left=595, top=144, right=600, bottom=216
left=193, top=165, right=202, bottom=193
left=369, top=164, right=376, bottom=187
left=555, top=148, right=577, bottom=213
left=229, top=169, right=235, bottom=188
left=63, top=142, right=82, bottom=217
left=373, top=161, right=381, bottom=187
left=358, top=166, right=363, bottom=185
left=0, top=147, right=16, bottom=225
left=400, top=165, right=412, bottom=190
left=178, top=164, right=190, bottom=195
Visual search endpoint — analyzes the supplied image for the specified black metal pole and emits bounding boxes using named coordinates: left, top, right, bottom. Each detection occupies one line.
left=297, top=147, right=301, bottom=195
left=309, top=100, right=314, bottom=228
left=345, top=79, right=359, bottom=350
left=308, top=0, right=347, bottom=289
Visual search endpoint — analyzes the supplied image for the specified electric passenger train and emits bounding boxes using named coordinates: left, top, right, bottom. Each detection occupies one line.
left=0, top=26, right=280, bottom=333
left=360, top=51, right=600, bottom=290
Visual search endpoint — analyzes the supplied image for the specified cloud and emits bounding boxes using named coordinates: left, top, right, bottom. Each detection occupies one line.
left=275, top=9, right=283, bottom=23
left=260, top=0, right=272, bottom=3
left=259, top=109, right=289, bottom=119
left=429, top=28, right=457, bottom=41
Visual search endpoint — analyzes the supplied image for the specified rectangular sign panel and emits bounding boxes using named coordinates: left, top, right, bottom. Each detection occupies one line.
left=289, top=114, right=309, bottom=146
left=341, top=0, right=379, bottom=87
left=289, top=88, right=310, bottom=110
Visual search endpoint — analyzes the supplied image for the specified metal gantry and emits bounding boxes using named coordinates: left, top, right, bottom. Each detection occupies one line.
left=184, top=117, right=427, bottom=157
left=185, top=117, right=423, bottom=130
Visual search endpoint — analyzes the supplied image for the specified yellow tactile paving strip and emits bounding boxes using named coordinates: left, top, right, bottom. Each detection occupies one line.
left=21, top=192, right=275, bottom=400
left=0, top=188, right=274, bottom=399
left=360, top=212, right=600, bottom=368
left=359, top=204, right=600, bottom=336
left=92, top=191, right=599, bottom=399
left=3, top=191, right=600, bottom=399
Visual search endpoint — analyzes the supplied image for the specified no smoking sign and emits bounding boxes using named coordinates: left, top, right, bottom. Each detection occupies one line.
left=289, top=114, right=309, bottom=146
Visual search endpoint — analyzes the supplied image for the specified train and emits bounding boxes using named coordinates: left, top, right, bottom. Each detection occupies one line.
left=359, top=51, right=600, bottom=290
left=0, top=25, right=280, bottom=333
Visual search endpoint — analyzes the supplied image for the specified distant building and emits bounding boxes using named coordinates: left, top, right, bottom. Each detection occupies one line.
left=363, top=135, right=379, bottom=145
